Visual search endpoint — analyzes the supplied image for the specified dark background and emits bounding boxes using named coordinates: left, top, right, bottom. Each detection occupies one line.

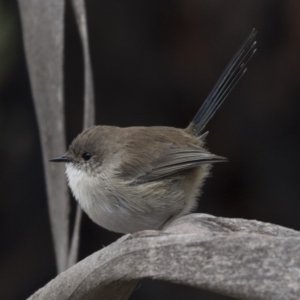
left=1, top=1, right=300, bottom=299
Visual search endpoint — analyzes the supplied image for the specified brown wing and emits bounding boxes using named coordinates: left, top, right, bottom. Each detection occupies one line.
left=114, top=126, right=226, bottom=181
left=137, top=146, right=226, bottom=182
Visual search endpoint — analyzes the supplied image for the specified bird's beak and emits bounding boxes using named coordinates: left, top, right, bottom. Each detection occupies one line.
left=49, top=154, right=72, bottom=163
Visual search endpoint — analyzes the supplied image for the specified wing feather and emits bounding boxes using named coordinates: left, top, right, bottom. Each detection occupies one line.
left=137, top=146, right=226, bottom=181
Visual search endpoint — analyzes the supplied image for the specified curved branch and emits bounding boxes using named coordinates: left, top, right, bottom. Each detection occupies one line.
left=18, top=0, right=69, bottom=273
left=28, top=214, right=300, bottom=300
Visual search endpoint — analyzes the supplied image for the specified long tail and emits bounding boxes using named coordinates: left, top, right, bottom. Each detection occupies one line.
left=187, top=29, right=257, bottom=137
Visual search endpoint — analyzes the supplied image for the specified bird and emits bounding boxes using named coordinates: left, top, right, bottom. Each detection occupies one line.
left=50, top=29, right=257, bottom=234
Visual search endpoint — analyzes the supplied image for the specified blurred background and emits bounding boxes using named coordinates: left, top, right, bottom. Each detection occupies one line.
left=1, top=0, right=300, bottom=299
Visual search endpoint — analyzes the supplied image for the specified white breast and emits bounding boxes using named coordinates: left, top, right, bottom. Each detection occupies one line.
left=65, top=163, right=191, bottom=233
left=65, top=163, right=127, bottom=231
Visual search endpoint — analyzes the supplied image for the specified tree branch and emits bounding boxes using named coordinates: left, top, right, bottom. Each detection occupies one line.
left=68, top=0, right=95, bottom=268
left=18, top=0, right=69, bottom=273
left=28, top=214, right=300, bottom=300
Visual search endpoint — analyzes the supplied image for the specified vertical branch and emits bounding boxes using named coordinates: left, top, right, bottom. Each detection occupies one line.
left=71, top=0, right=95, bottom=129
left=68, top=0, right=95, bottom=268
left=67, top=204, right=82, bottom=268
left=18, top=0, right=69, bottom=273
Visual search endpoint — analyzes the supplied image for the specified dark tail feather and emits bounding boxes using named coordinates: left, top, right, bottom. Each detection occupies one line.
left=189, top=29, right=257, bottom=137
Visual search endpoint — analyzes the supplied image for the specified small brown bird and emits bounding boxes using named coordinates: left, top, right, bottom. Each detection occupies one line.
left=50, top=30, right=257, bottom=233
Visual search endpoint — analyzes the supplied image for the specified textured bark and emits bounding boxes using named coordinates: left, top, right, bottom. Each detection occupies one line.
left=18, top=0, right=69, bottom=273
left=71, top=0, right=95, bottom=129
left=68, top=0, right=95, bottom=269
left=28, top=214, right=300, bottom=300
left=18, top=0, right=95, bottom=271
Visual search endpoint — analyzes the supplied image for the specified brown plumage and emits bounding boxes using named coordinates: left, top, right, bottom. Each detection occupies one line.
left=50, top=30, right=257, bottom=233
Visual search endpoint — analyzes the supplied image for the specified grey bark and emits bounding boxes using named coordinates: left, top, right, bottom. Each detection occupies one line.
left=27, top=214, right=300, bottom=300
left=71, top=0, right=95, bottom=129
left=18, top=0, right=69, bottom=273
left=18, top=0, right=94, bottom=271
left=68, top=0, right=95, bottom=269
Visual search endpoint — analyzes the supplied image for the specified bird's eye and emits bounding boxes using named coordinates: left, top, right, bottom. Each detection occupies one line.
left=82, top=152, right=92, bottom=161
